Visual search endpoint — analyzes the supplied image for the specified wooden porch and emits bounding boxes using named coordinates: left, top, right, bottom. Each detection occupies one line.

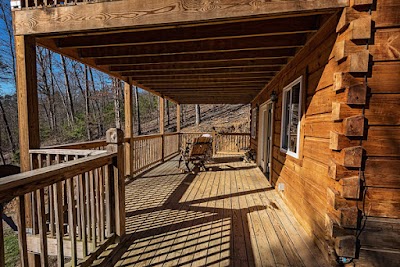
left=97, top=156, right=328, bottom=267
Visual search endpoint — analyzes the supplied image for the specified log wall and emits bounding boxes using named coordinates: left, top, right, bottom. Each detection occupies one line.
left=251, top=1, right=400, bottom=265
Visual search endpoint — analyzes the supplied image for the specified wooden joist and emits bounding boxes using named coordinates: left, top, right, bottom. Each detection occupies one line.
left=57, top=15, right=319, bottom=49
left=82, top=34, right=306, bottom=59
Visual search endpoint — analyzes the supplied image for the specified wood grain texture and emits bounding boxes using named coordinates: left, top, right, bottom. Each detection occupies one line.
left=13, top=0, right=347, bottom=35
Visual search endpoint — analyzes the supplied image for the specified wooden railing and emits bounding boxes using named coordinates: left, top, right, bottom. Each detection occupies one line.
left=0, top=129, right=125, bottom=267
left=0, top=128, right=249, bottom=266
left=180, top=132, right=251, bottom=155
left=163, top=133, right=180, bottom=158
left=43, top=140, right=107, bottom=150
left=11, top=0, right=107, bottom=9
left=215, top=133, right=251, bottom=154
left=129, top=134, right=163, bottom=175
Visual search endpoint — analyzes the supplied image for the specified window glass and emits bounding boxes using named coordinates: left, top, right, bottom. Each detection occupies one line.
left=281, top=77, right=302, bottom=158
left=289, top=84, right=300, bottom=153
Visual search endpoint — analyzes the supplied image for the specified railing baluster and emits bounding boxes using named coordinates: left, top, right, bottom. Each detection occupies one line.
left=67, top=177, right=78, bottom=266
left=105, top=164, right=114, bottom=236
left=89, top=170, right=97, bottom=249
left=99, top=166, right=105, bottom=241
left=0, top=204, right=4, bottom=267
left=79, top=173, right=88, bottom=257
left=17, top=196, right=29, bottom=267
left=85, top=172, right=92, bottom=244
left=53, top=182, right=64, bottom=266
left=37, top=188, right=49, bottom=267
left=47, top=154, right=55, bottom=237
left=95, top=168, right=100, bottom=243
left=75, top=159, right=82, bottom=241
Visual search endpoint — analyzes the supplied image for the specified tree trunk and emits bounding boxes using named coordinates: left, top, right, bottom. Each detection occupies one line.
left=195, top=104, right=201, bottom=125
left=0, top=99, right=16, bottom=153
left=113, top=78, right=122, bottom=129
left=60, top=55, right=75, bottom=123
left=134, top=86, right=141, bottom=135
left=165, top=99, right=170, bottom=127
left=84, top=66, right=92, bottom=140
left=89, top=68, right=104, bottom=137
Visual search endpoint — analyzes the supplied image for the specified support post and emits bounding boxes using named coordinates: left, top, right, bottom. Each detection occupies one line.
left=176, top=104, right=181, bottom=152
left=124, top=81, right=133, bottom=178
left=15, top=35, right=40, bottom=266
left=106, top=128, right=125, bottom=239
left=159, top=97, right=165, bottom=162
left=176, top=104, right=181, bottom=133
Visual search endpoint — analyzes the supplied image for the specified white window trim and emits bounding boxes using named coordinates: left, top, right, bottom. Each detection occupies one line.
left=280, top=76, right=303, bottom=159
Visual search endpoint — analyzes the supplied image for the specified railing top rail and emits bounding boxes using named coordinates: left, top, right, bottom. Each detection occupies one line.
left=29, top=148, right=107, bottom=156
left=132, top=133, right=163, bottom=141
left=180, top=132, right=209, bottom=135
left=216, top=132, right=251, bottom=136
left=163, top=132, right=179, bottom=136
left=180, top=132, right=250, bottom=136
left=0, top=151, right=116, bottom=203
left=42, top=139, right=107, bottom=150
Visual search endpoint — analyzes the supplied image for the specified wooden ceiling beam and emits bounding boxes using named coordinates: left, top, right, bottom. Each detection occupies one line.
left=94, top=48, right=296, bottom=65
left=120, top=67, right=282, bottom=76
left=112, top=59, right=288, bottom=73
left=56, top=15, right=318, bottom=49
left=174, top=97, right=254, bottom=104
left=14, top=0, right=347, bottom=36
left=79, top=34, right=307, bottom=59
left=137, top=77, right=269, bottom=84
left=142, top=82, right=267, bottom=89
left=133, top=73, right=276, bottom=81
left=130, top=71, right=277, bottom=79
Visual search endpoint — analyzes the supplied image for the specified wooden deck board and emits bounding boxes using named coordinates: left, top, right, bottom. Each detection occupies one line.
left=113, top=156, right=328, bottom=266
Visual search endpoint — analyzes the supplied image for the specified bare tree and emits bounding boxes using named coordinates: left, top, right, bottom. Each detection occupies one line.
left=195, top=104, right=201, bottom=125
left=113, top=78, right=122, bottom=129
left=60, top=55, right=75, bottom=123
left=134, top=86, right=141, bottom=135
left=165, top=99, right=170, bottom=127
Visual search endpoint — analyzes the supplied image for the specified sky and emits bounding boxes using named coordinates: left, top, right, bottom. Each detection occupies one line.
left=0, top=0, right=16, bottom=95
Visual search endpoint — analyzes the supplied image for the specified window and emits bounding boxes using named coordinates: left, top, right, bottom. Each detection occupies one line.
left=280, top=76, right=303, bottom=158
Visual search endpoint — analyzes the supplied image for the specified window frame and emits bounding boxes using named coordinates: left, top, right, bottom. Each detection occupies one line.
left=280, top=76, right=303, bottom=159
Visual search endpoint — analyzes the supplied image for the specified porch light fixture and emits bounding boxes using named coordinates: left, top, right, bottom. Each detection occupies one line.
left=270, top=91, right=278, bottom=102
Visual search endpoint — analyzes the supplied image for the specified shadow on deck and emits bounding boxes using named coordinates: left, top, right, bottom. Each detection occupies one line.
left=97, top=156, right=328, bottom=267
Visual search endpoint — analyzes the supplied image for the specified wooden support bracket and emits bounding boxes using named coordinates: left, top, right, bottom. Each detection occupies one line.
left=328, top=160, right=359, bottom=181
left=325, top=213, right=357, bottom=238
left=334, top=41, right=369, bottom=73
left=332, top=146, right=364, bottom=168
left=334, top=72, right=367, bottom=105
left=332, top=102, right=363, bottom=122
left=339, top=207, right=360, bottom=228
left=328, top=187, right=358, bottom=211
left=337, top=7, right=372, bottom=39
left=349, top=17, right=372, bottom=40
left=335, top=236, right=357, bottom=258
left=340, top=176, right=361, bottom=199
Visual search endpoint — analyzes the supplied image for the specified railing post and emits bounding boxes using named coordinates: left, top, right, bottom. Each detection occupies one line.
left=106, top=128, right=125, bottom=239
left=159, top=97, right=165, bottom=163
left=212, top=130, right=217, bottom=156
left=124, top=80, right=133, bottom=178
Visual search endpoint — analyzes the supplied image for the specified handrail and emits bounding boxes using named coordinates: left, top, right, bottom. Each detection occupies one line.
left=0, top=152, right=115, bottom=204
left=43, top=139, right=107, bottom=150
left=0, top=128, right=125, bottom=267
left=29, top=148, right=107, bottom=157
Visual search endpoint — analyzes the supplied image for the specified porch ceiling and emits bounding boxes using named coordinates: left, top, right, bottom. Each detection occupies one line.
left=35, top=12, right=339, bottom=104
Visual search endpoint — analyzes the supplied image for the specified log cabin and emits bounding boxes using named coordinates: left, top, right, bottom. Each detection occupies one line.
left=0, top=0, right=398, bottom=266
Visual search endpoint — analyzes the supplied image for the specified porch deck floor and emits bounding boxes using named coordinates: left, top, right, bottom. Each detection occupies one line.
left=110, top=156, right=328, bottom=267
